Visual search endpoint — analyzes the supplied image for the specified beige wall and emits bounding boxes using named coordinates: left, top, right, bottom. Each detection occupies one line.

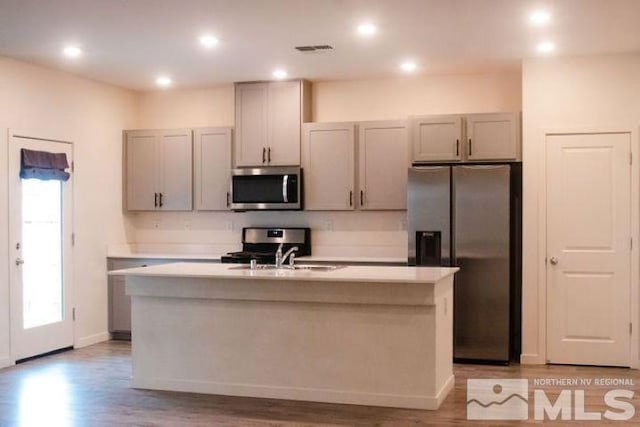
left=521, top=53, right=640, bottom=365
left=137, top=85, right=234, bottom=129
left=312, top=71, right=522, bottom=122
left=0, top=56, right=137, bottom=365
left=132, top=70, right=522, bottom=255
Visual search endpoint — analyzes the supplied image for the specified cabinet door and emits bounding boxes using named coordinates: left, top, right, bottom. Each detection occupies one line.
left=194, top=127, right=232, bottom=210
left=268, top=81, right=302, bottom=166
left=235, top=83, right=268, bottom=166
left=358, top=121, right=409, bottom=210
left=125, top=130, right=158, bottom=211
left=158, top=129, right=193, bottom=211
left=302, top=122, right=355, bottom=210
left=108, top=259, right=171, bottom=335
left=411, top=115, right=463, bottom=162
left=466, top=113, right=519, bottom=161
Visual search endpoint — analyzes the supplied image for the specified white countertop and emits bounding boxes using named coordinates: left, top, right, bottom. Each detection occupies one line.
left=110, top=262, right=458, bottom=284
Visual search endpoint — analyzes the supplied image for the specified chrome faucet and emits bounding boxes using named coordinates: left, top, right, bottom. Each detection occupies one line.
left=275, top=243, right=299, bottom=268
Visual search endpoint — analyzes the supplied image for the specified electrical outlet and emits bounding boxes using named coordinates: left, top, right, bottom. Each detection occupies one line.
left=224, top=221, right=233, bottom=231
left=183, top=220, right=191, bottom=230
left=323, top=220, right=334, bottom=231
left=152, top=221, right=160, bottom=229
left=400, top=219, right=407, bottom=231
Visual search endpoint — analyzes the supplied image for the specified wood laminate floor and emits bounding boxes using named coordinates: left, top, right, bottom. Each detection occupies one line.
left=0, top=341, right=639, bottom=426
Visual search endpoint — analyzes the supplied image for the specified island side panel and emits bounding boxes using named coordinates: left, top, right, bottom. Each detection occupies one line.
left=129, top=276, right=453, bottom=410
left=433, top=275, right=455, bottom=407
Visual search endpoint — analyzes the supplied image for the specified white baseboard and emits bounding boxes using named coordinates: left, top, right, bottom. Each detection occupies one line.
left=132, top=376, right=451, bottom=410
left=434, top=375, right=455, bottom=408
left=0, top=356, right=14, bottom=370
left=520, top=353, right=545, bottom=365
left=75, top=331, right=110, bottom=349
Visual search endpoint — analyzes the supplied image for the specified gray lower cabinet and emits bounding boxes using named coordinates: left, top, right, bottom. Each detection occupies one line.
left=108, top=259, right=164, bottom=339
left=108, top=258, right=215, bottom=340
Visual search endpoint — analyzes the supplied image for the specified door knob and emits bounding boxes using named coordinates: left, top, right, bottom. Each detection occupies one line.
left=15, top=258, right=24, bottom=266
left=549, top=257, right=558, bottom=265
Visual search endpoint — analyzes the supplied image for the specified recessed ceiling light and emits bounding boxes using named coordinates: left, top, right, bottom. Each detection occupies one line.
left=536, top=41, right=555, bottom=53
left=63, top=45, right=82, bottom=58
left=357, top=23, right=377, bottom=36
left=156, top=76, right=172, bottom=87
left=272, top=69, right=288, bottom=79
left=529, top=9, right=551, bottom=26
left=199, top=34, right=219, bottom=48
left=400, top=61, right=417, bottom=72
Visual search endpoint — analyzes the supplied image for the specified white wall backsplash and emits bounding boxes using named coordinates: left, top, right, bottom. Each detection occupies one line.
left=128, top=210, right=408, bottom=258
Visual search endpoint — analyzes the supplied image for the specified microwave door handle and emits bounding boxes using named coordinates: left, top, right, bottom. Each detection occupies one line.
left=282, top=175, right=289, bottom=203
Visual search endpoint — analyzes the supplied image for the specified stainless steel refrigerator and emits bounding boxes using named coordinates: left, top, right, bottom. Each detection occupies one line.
left=408, top=164, right=521, bottom=364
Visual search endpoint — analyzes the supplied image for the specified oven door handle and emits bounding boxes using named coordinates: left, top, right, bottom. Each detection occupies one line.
left=282, top=175, right=289, bottom=203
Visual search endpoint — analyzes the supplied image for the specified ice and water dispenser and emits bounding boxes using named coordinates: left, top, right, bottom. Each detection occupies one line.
left=415, top=231, right=442, bottom=266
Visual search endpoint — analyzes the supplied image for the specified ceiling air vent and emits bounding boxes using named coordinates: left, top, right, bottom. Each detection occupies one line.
left=295, top=45, right=334, bottom=52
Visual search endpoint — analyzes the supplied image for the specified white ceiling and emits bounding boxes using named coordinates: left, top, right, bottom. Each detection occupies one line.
left=0, top=0, right=638, bottom=91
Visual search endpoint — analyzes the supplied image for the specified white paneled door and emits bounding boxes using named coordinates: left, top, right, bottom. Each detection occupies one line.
left=9, top=135, right=74, bottom=361
left=546, top=132, right=631, bottom=367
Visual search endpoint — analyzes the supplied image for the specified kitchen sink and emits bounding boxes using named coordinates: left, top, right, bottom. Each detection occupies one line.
left=228, top=264, right=345, bottom=272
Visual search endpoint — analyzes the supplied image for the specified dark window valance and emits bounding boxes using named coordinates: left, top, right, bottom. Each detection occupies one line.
left=20, top=148, right=70, bottom=181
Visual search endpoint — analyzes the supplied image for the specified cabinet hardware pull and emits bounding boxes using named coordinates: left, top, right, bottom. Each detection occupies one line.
left=159, top=193, right=163, bottom=208
left=154, top=192, right=158, bottom=207
left=360, top=190, right=364, bottom=206
left=226, top=192, right=230, bottom=207
left=268, top=147, right=271, bottom=163
left=468, top=138, right=472, bottom=156
left=456, top=139, right=459, bottom=156
left=262, top=147, right=266, bottom=163
left=349, top=190, right=353, bottom=207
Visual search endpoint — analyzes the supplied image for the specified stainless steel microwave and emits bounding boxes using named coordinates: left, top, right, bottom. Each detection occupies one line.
left=230, top=167, right=302, bottom=210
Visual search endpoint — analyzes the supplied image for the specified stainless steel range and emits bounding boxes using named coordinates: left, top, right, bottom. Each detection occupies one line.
left=221, top=227, right=311, bottom=264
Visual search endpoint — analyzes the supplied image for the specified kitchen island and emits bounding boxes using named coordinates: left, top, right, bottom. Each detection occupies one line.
left=110, top=262, right=459, bottom=410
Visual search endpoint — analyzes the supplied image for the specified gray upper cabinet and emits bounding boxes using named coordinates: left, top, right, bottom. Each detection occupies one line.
left=411, top=115, right=463, bottom=162
left=465, top=113, right=520, bottom=161
left=358, top=120, right=409, bottom=210
left=234, top=80, right=310, bottom=167
left=194, top=127, right=232, bottom=211
left=125, top=129, right=193, bottom=211
left=234, top=83, right=268, bottom=166
left=411, top=112, right=520, bottom=163
left=302, top=122, right=356, bottom=210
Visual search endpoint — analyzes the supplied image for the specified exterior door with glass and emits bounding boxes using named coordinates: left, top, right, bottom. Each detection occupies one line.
left=8, top=134, right=74, bottom=361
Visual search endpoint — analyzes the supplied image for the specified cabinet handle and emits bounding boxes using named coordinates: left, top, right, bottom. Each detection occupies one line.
left=360, top=190, right=364, bottom=206
left=262, top=147, right=266, bottom=163
left=154, top=192, right=158, bottom=208
left=468, top=138, right=472, bottom=156
left=159, top=193, right=163, bottom=208
left=268, top=147, right=271, bottom=163
left=456, top=139, right=459, bottom=156
left=226, top=192, right=230, bottom=207
left=349, top=190, right=353, bottom=207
